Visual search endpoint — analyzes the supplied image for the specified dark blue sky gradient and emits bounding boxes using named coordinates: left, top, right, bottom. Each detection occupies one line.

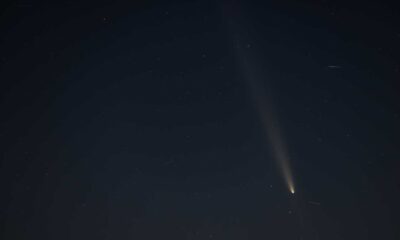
left=1, top=1, right=399, bottom=239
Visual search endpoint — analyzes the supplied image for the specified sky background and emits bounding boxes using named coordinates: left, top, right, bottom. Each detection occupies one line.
left=1, top=1, right=399, bottom=239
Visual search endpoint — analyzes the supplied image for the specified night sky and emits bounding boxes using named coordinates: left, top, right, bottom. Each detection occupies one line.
left=1, top=1, right=400, bottom=239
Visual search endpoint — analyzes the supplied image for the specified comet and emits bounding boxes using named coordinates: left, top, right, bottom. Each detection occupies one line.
left=223, top=3, right=296, bottom=195
left=237, top=47, right=296, bottom=195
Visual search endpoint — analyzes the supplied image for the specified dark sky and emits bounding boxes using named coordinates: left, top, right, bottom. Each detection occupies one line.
left=1, top=1, right=399, bottom=239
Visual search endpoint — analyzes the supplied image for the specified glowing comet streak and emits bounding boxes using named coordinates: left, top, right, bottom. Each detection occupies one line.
left=237, top=46, right=296, bottom=195
left=256, top=85, right=296, bottom=196
left=223, top=3, right=296, bottom=195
